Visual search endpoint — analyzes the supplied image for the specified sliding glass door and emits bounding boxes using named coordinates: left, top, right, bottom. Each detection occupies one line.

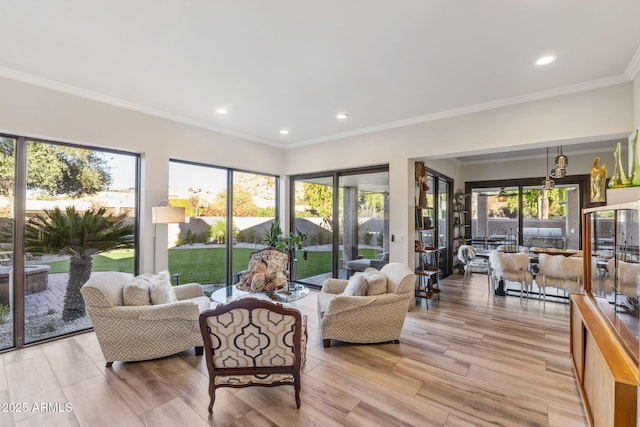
left=291, top=166, right=389, bottom=286
left=0, top=134, right=140, bottom=350
left=468, top=179, right=584, bottom=251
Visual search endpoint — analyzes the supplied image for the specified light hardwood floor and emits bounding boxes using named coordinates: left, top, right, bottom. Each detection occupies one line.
left=0, top=273, right=587, bottom=426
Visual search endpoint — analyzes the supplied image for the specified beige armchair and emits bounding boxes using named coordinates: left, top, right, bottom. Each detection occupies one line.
left=317, top=262, right=416, bottom=347
left=199, top=297, right=307, bottom=412
left=81, top=271, right=210, bottom=367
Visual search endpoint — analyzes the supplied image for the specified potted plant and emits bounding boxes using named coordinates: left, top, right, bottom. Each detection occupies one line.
left=263, top=220, right=307, bottom=280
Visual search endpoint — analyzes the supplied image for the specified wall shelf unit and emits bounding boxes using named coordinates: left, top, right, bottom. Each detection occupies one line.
left=452, top=191, right=470, bottom=272
left=415, top=205, right=439, bottom=302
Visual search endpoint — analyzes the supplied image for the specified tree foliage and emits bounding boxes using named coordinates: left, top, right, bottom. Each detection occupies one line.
left=204, top=187, right=259, bottom=217
left=24, top=206, right=134, bottom=321
left=300, top=183, right=333, bottom=218
left=0, top=139, right=112, bottom=198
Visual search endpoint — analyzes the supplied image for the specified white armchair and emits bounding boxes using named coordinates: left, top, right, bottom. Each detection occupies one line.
left=81, top=271, right=210, bottom=366
left=317, top=263, right=415, bottom=347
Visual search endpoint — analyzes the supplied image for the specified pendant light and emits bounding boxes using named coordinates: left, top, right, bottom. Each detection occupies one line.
left=497, top=187, right=508, bottom=202
left=550, top=146, right=568, bottom=178
left=542, top=147, right=555, bottom=190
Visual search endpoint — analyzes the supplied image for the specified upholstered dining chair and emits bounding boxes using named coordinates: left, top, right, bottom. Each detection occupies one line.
left=489, top=251, right=533, bottom=302
left=457, top=245, right=477, bottom=286
left=199, top=297, right=307, bottom=412
left=536, top=253, right=583, bottom=307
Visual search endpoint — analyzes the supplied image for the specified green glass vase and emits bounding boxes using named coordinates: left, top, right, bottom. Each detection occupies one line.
left=628, top=129, right=640, bottom=186
left=609, top=142, right=629, bottom=189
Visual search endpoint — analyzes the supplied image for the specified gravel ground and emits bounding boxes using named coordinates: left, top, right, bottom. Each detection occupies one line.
left=0, top=312, right=92, bottom=349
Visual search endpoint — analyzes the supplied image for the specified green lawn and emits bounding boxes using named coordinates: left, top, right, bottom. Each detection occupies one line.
left=42, top=247, right=383, bottom=285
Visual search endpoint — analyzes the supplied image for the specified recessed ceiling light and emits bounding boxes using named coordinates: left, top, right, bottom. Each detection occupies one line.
left=336, top=113, right=349, bottom=120
left=280, top=129, right=289, bottom=135
left=215, top=108, right=228, bottom=115
left=535, top=55, right=556, bottom=66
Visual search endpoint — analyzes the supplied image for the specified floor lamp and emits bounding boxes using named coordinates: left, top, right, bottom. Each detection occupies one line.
left=152, top=205, right=186, bottom=273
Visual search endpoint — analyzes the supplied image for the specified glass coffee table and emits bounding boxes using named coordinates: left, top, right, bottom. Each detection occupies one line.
left=211, top=282, right=309, bottom=305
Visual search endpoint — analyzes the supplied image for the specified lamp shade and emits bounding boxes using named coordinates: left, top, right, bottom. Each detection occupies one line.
left=497, top=188, right=508, bottom=202
left=152, top=206, right=185, bottom=224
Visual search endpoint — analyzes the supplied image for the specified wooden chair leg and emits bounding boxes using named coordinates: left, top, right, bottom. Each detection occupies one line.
left=294, top=375, right=301, bottom=408
left=208, top=385, right=216, bottom=412
left=195, top=346, right=203, bottom=356
left=323, top=339, right=331, bottom=348
left=105, top=361, right=113, bottom=368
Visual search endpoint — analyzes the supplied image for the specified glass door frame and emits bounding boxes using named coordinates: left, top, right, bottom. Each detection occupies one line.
left=288, top=164, right=389, bottom=283
left=425, top=167, right=454, bottom=277
left=465, top=174, right=590, bottom=250
left=3, top=134, right=141, bottom=351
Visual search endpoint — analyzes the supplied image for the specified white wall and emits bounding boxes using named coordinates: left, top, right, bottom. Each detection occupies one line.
left=0, top=76, right=636, bottom=271
left=634, top=72, right=640, bottom=128
left=0, top=77, right=286, bottom=272
left=460, top=150, right=621, bottom=184
left=287, top=83, right=635, bottom=265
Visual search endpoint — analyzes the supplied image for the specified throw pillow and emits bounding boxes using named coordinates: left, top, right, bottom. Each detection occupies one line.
left=364, top=267, right=387, bottom=295
left=149, top=270, right=177, bottom=305
left=343, top=272, right=368, bottom=296
left=123, top=274, right=153, bottom=306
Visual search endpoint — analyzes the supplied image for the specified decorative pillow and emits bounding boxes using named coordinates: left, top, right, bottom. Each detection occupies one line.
left=343, top=272, right=368, bottom=296
left=123, top=274, right=153, bottom=306
left=149, top=270, right=177, bottom=305
left=364, top=267, right=387, bottom=295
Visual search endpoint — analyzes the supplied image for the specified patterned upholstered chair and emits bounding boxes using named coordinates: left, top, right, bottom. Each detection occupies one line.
left=317, top=262, right=416, bottom=347
left=81, top=271, right=210, bottom=367
left=199, top=298, right=307, bottom=412
left=236, top=248, right=290, bottom=292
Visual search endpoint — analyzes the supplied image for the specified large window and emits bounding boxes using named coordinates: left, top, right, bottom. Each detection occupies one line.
left=0, top=135, right=139, bottom=350
left=168, top=161, right=278, bottom=290
left=468, top=179, right=584, bottom=251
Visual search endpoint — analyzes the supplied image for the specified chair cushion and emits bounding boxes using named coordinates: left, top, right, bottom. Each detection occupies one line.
left=363, top=267, right=387, bottom=295
left=123, top=271, right=177, bottom=305
left=150, top=271, right=177, bottom=305
left=343, top=272, right=367, bottom=296
left=123, top=276, right=152, bottom=306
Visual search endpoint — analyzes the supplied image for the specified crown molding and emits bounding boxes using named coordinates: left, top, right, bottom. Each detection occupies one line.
left=0, top=65, right=631, bottom=151
left=625, top=44, right=640, bottom=81
left=289, top=74, right=630, bottom=149
left=0, top=66, right=286, bottom=148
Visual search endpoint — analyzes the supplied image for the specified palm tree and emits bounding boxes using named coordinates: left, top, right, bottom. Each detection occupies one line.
left=25, top=206, right=134, bottom=321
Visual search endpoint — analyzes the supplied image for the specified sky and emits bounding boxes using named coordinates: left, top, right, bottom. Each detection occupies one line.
left=106, top=155, right=231, bottom=195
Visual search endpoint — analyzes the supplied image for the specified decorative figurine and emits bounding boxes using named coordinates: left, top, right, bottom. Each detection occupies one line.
left=590, top=157, right=607, bottom=203
left=609, top=142, right=628, bottom=189
left=628, top=129, right=640, bottom=186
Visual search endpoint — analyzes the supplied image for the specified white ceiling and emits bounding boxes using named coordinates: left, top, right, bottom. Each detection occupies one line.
left=1, top=1, right=639, bottom=149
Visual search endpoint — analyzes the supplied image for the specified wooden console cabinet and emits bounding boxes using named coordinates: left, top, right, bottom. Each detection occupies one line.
left=570, top=294, right=637, bottom=427
left=570, top=202, right=640, bottom=426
